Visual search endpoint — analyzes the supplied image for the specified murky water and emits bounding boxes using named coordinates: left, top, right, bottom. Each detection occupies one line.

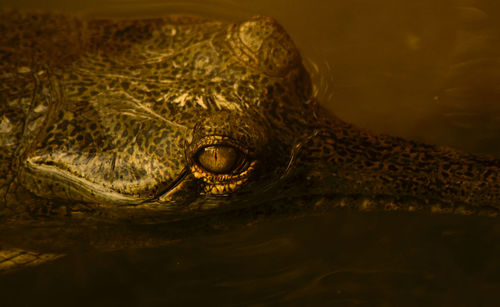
left=1, top=0, right=500, bottom=306
left=2, top=211, right=500, bottom=306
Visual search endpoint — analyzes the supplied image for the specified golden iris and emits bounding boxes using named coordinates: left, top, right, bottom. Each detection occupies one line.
left=196, top=145, right=240, bottom=174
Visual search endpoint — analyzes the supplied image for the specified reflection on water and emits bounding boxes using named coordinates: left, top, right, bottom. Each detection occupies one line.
left=2, top=211, right=500, bottom=306
left=1, top=0, right=500, bottom=305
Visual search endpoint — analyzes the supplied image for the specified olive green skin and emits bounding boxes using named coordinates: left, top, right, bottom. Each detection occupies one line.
left=0, top=11, right=499, bottom=273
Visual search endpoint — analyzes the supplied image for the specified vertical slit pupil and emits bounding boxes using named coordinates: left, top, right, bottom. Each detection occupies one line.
left=196, top=145, right=240, bottom=174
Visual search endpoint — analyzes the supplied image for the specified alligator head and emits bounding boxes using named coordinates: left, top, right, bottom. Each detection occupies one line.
left=16, top=16, right=309, bottom=208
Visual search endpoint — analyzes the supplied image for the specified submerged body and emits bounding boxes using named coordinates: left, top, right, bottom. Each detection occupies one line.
left=0, top=11, right=499, bottom=272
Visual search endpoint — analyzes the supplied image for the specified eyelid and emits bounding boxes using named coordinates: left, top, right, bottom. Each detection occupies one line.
left=190, top=135, right=250, bottom=156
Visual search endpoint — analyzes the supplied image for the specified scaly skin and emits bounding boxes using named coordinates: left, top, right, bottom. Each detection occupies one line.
left=0, top=10, right=499, bottom=273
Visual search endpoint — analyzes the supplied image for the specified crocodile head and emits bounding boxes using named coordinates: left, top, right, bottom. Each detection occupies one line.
left=19, top=16, right=316, bottom=215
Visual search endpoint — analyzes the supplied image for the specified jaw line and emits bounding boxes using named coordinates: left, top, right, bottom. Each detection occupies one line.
left=23, top=161, right=145, bottom=205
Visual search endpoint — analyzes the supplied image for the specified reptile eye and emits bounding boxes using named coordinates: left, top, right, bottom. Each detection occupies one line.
left=195, top=145, right=242, bottom=174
